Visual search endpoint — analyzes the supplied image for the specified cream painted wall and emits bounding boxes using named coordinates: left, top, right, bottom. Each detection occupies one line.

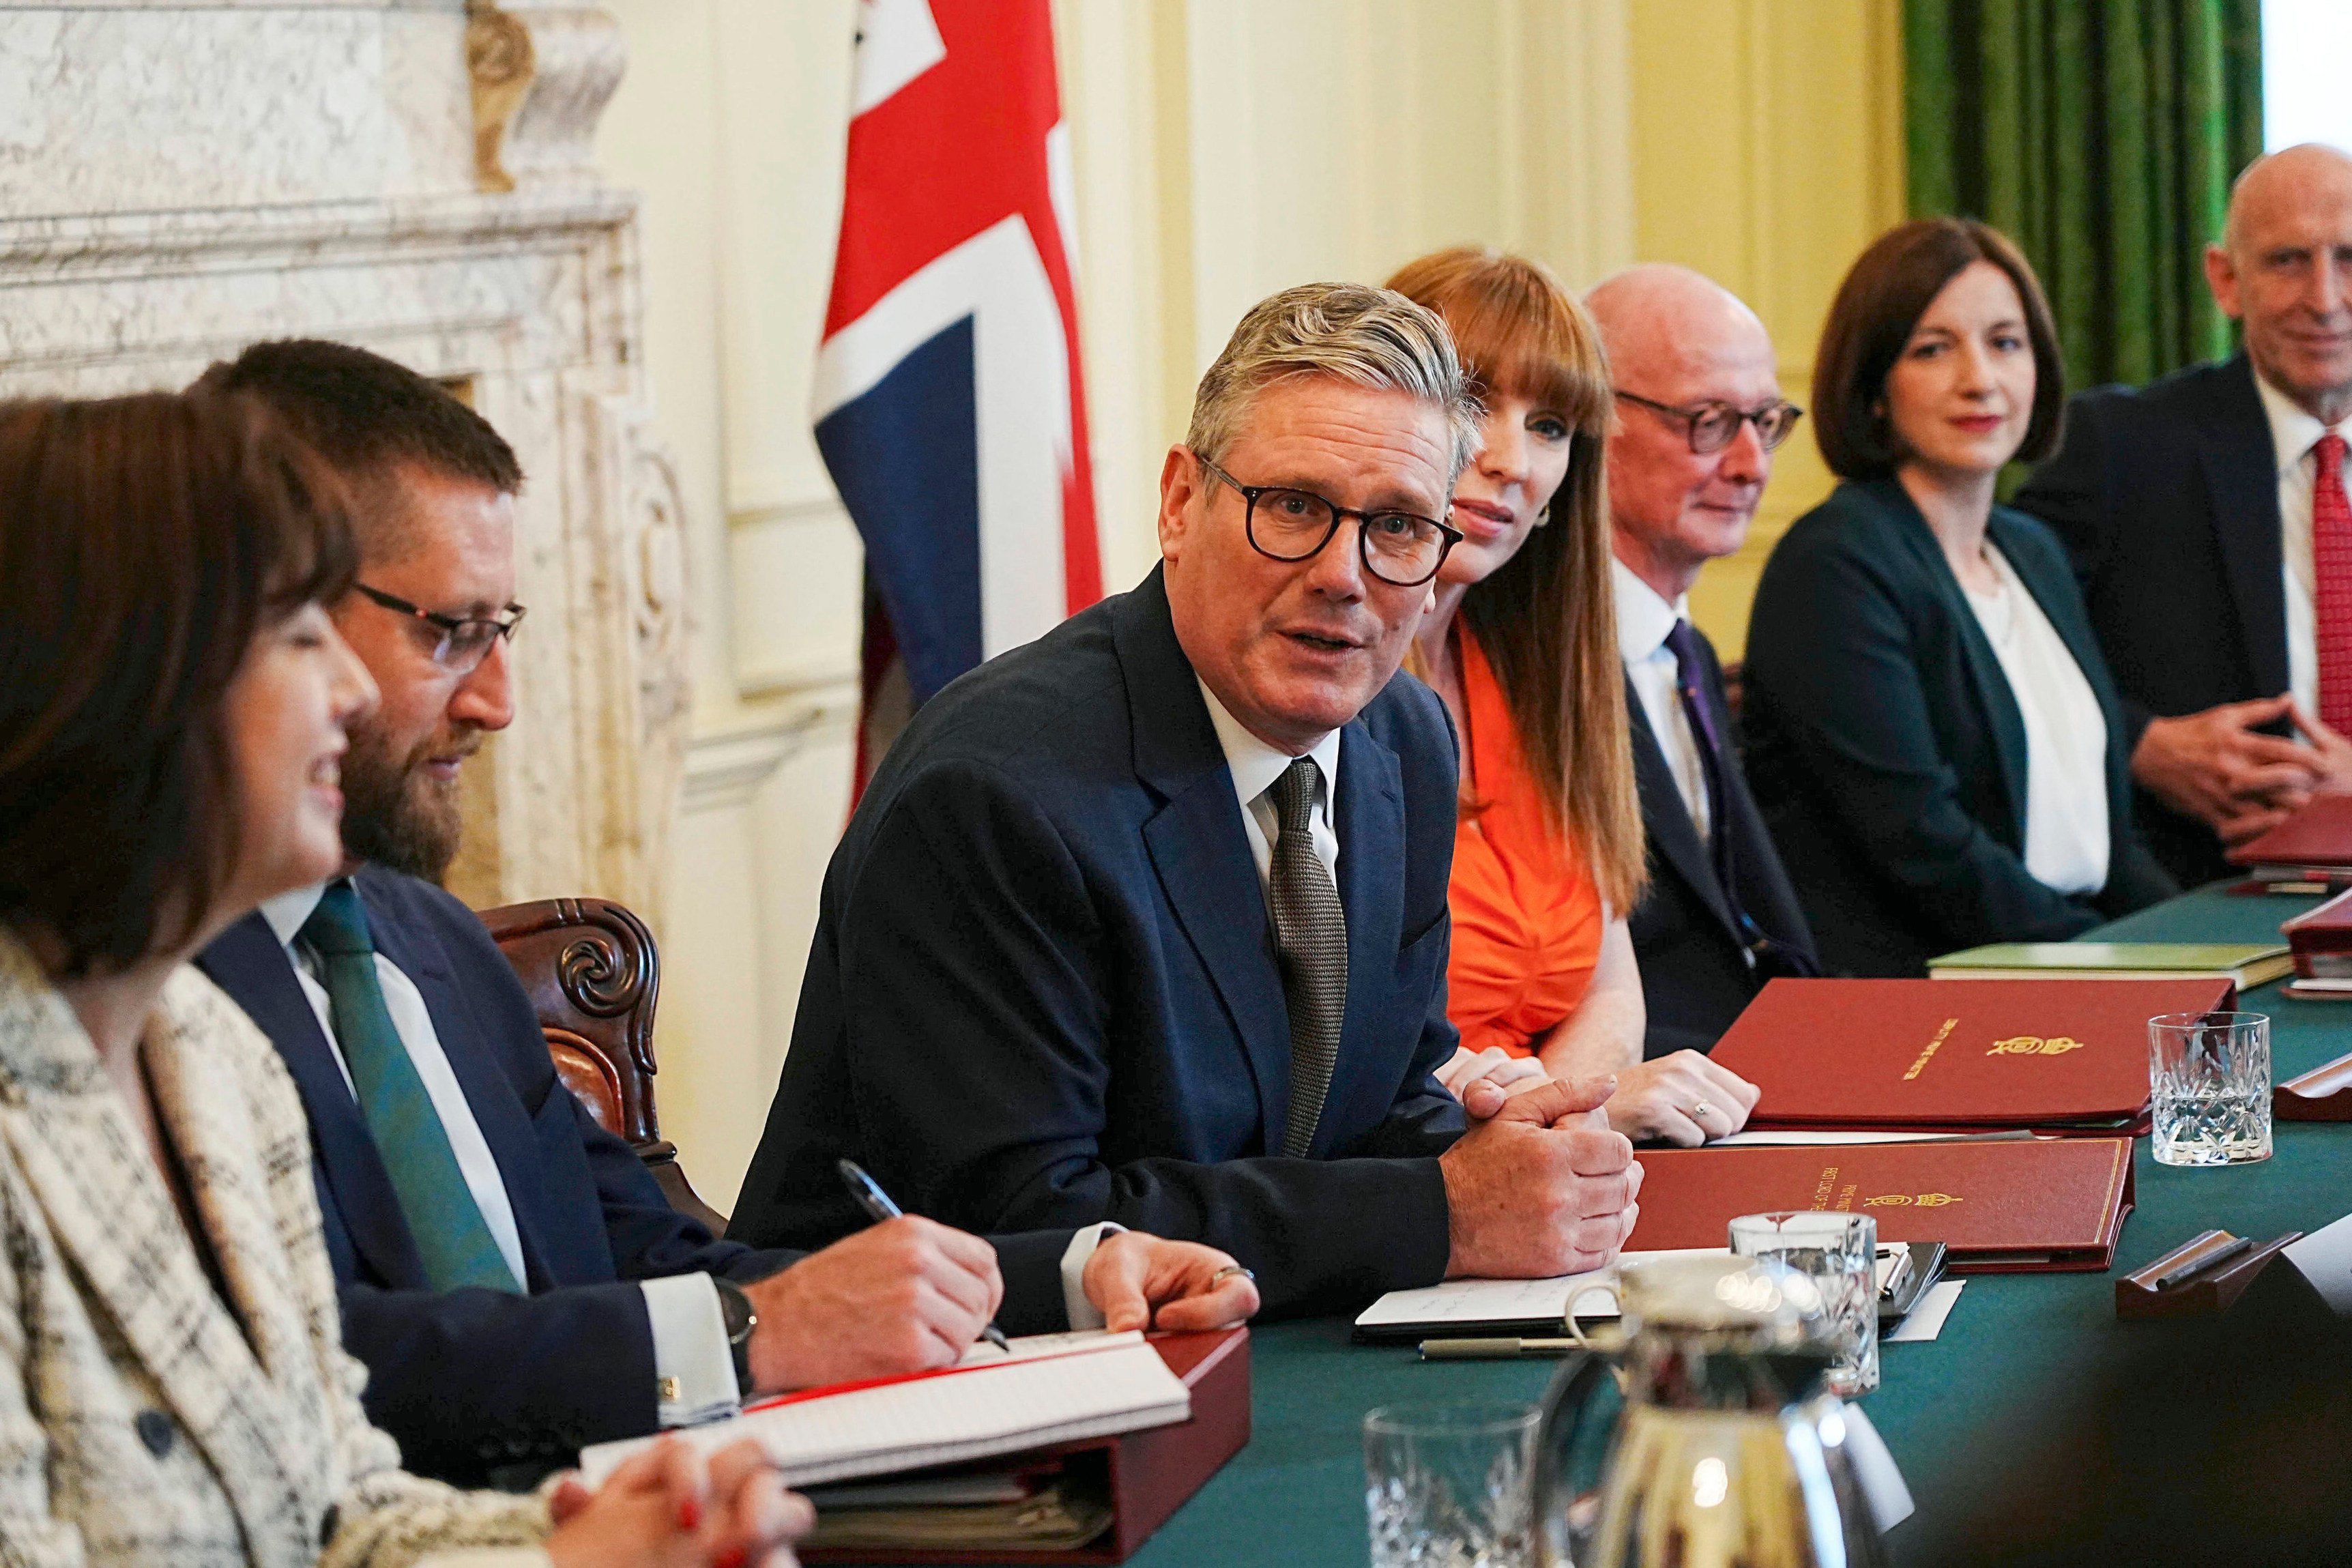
left=594, top=0, right=1896, bottom=1210
left=1629, top=0, right=1908, bottom=656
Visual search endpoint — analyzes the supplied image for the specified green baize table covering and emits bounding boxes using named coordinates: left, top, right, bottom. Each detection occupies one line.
left=1098, top=885, right=2352, bottom=1566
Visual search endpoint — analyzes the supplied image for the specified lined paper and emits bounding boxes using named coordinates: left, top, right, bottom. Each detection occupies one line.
left=579, top=1333, right=1189, bottom=1489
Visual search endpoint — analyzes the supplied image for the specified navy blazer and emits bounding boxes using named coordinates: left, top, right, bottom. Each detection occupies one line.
left=1740, top=479, right=2176, bottom=976
left=727, top=567, right=1468, bottom=1318
left=199, top=867, right=1073, bottom=1482
left=2012, top=353, right=2287, bottom=886
left=1623, top=628, right=1818, bottom=1053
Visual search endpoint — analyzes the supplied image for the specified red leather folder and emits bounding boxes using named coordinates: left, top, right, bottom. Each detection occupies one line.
left=1710, top=977, right=2233, bottom=1131
left=1626, top=1138, right=2136, bottom=1273
left=2228, top=795, right=2352, bottom=869
left=2283, top=887, right=2352, bottom=978
left=798, top=1329, right=1250, bottom=1565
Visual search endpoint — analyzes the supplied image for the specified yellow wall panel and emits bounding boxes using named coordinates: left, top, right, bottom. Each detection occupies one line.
left=1629, top=0, right=1906, bottom=656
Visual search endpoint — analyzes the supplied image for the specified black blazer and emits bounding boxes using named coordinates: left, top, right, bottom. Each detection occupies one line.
left=1740, top=478, right=2176, bottom=976
left=198, top=867, right=1074, bottom=1481
left=2012, top=353, right=2286, bottom=886
left=727, top=566, right=1468, bottom=1318
left=1623, top=626, right=1818, bottom=1054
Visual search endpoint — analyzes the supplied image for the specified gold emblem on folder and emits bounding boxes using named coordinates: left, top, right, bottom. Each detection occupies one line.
left=1987, top=1034, right=2086, bottom=1056
left=1864, top=1193, right=1962, bottom=1208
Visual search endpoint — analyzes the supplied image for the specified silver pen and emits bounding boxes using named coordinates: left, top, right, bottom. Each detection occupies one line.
left=1419, top=1337, right=1578, bottom=1360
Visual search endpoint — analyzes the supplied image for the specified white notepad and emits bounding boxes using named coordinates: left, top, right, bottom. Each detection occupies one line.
left=577, top=1330, right=1191, bottom=1488
left=1353, top=1249, right=1725, bottom=1333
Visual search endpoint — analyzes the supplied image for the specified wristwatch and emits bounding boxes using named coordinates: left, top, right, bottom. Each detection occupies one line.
left=714, top=1279, right=757, bottom=1397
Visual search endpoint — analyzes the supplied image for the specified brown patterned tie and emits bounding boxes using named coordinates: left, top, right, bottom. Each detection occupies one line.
left=1269, top=757, right=1348, bottom=1158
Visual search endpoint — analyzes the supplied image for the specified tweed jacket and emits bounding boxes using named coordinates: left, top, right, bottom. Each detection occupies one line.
left=0, top=927, right=550, bottom=1568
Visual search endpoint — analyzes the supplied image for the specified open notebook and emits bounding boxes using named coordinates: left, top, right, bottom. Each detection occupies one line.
left=577, top=1330, right=1191, bottom=1489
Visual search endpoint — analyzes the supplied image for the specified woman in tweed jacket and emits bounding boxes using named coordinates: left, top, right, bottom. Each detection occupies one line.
left=0, top=392, right=804, bottom=1568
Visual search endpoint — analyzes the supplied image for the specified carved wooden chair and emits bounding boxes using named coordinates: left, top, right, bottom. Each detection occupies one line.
left=476, top=896, right=729, bottom=1236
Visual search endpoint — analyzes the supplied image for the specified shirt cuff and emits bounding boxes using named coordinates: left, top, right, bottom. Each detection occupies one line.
left=641, top=1274, right=741, bottom=1427
left=1060, top=1222, right=1127, bottom=1331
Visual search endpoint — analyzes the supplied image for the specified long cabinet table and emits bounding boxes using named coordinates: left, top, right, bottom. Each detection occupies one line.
left=1113, top=885, right=2352, bottom=1566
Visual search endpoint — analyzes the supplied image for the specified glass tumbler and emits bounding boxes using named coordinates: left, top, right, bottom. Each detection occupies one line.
left=1365, top=1400, right=1540, bottom=1568
left=2149, top=1011, right=2271, bottom=1166
left=1728, top=1210, right=1879, bottom=1395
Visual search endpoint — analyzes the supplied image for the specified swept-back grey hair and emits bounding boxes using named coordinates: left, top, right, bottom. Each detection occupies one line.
left=1185, top=281, right=1481, bottom=485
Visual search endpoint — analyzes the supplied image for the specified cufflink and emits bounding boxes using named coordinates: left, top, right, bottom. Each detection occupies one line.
left=658, top=1376, right=683, bottom=1404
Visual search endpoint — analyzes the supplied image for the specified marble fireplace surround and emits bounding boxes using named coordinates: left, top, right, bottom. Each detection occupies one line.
left=0, top=0, right=687, bottom=927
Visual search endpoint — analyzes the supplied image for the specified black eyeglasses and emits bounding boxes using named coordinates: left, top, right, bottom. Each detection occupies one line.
left=1197, top=455, right=1462, bottom=588
left=1613, top=390, right=1805, bottom=454
left=353, top=583, right=527, bottom=675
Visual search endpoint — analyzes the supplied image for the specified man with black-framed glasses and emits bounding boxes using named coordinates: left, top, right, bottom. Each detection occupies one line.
left=731, top=282, right=1646, bottom=1317
left=1586, top=264, right=1822, bottom=1061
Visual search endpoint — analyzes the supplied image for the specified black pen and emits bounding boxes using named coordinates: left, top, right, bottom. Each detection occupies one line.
left=837, top=1159, right=1011, bottom=1352
left=2153, top=1233, right=2255, bottom=1290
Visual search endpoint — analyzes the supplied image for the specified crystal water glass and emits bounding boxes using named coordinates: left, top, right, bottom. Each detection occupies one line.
left=2149, top=1011, right=2271, bottom=1166
left=1365, top=1401, right=1540, bottom=1568
left=1728, top=1210, right=1879, bottom=1395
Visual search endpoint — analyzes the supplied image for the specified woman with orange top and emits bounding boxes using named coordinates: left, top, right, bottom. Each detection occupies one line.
left=1386, top=247, right=1762, bottom=1145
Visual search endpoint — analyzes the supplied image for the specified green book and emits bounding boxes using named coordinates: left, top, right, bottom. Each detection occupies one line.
left=1927, top=942, right=2293, bottom=988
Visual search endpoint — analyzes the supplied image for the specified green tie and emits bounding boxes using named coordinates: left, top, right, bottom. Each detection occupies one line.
left=300, top=882, right=520, bottom=1293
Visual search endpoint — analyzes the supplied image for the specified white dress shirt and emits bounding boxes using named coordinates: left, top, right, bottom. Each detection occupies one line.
left=259, top=882, right=738, bottom=1427
left=1612, top=557, right=1711, bottom=841
left=2259, top=371, right=2352, bottom=724
left=1197, top=678, right=1344, bottom=900
left=1960, top=549, right=2111, bottom=895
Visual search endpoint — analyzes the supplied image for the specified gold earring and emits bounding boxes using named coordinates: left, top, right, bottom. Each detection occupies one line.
left=1533, top=506, right=1551, bottom=527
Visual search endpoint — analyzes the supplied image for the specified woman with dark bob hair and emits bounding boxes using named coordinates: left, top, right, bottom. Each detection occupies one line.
left=0, top=392, right=803, bottom=1567
left=1739, top=219, right=2175, bottom=976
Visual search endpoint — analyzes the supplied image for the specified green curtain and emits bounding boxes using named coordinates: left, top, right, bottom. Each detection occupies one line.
left=1904, top=0, right=2263, bottom=392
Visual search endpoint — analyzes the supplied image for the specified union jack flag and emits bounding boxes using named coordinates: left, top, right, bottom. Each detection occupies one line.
left=813, top=0, right=1102, bottom=794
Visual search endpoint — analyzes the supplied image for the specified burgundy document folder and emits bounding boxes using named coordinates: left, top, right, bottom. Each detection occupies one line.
left=1710, top=976, right=2233, bottom=1131
left=1626, top=1138, right=2136, bottom=1273
left=798, top=1329, right=1250, bottom=1565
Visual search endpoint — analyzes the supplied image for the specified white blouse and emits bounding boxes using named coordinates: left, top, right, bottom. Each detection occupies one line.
left=1962, top=546, right=2110, bottom=895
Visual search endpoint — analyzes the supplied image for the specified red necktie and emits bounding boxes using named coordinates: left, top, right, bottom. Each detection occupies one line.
left=2315, top=433, right=2352, bottom=732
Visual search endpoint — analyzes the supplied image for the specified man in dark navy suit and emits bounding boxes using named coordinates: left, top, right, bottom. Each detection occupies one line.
left=727, top=284, right=1645, bottom=1316
left=1585, top=265, right=1820, bottom=1065
left=194, top=342, right=1256, bottom=1484
left=2014, top=144, right=2352, bottom=886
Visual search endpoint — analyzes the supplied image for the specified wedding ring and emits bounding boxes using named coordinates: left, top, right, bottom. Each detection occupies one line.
left=1690, top=1101, right=1716, bottom=1122
left=1210, top=1265, right=1256, bottom=1286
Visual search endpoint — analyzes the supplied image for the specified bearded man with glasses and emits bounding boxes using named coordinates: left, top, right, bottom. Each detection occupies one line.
left=730, top=282, right=1646, bottom=1318
left=1584, top=263, right=1823, bottom=1056
left=190, top=340, right=1260, bottom=1488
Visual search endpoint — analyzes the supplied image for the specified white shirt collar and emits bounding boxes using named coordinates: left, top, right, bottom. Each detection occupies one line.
left=1195, top=678, right=1342, bottom=812
left=1610, top=554, right=1688, bottom=665
left=259, top=882, right=332, bottom=950
left=2254, top=368, right=2352, bottom=478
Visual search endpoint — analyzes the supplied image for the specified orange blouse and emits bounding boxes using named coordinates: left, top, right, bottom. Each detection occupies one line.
left=1444, top=630, right=1606, bottom=1058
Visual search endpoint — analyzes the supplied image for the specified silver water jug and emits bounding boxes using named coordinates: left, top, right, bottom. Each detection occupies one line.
left=1533, top=1253, right=1887, bottom=1568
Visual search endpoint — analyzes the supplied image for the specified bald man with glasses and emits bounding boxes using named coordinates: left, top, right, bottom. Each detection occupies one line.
left=1587, top=265, right=1823, bottom=1056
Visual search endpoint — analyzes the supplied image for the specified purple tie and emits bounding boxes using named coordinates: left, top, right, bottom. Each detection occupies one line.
left=1663, top=619, right=1728, bottom=852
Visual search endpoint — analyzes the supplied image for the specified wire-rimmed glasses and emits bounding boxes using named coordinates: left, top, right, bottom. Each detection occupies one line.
left=1613, top=390, right=1805, bottom=454
left=353, top=583, right=527, bottom=675
left=1197, top=454, right=1462, bottom=588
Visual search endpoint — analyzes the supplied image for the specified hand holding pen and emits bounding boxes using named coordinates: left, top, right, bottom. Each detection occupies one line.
left=840, top=1160, right=1011, bottom=1352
